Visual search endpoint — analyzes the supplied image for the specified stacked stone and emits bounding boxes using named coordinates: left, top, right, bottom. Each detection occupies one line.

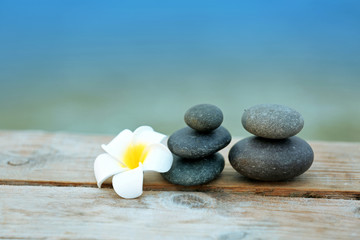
left=162, top=104, right=232, bottom=186
left=229, top=104, right=314, bottom=181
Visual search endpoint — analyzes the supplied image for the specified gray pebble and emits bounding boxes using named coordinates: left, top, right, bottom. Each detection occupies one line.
left=184, top=104, right=223, bottom=132
left=228, top=136, right=314, bottom=181
left=242, top=104, right=304, bottom=139
left=161, top=153, right=225, bottom=186
left=168, top=126, right=231, bottom=159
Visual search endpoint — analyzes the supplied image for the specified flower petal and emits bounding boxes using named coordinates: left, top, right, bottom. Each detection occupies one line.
left=160, top=136, right=169, bottom=146
left=142, top=143, right=173, bottom=172
left=112, top=165, right=144, bottom=199
left=94, top=153, right=128, bottom=188
left=102, top=129, right=133, bottom=162
left=133, top=127, right=166, bottom=146
left=133, top=126, right=154, bottom=135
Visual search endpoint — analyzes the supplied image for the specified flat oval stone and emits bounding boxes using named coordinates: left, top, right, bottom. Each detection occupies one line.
left=184, top=104, right=223, bottom=132
left=161, top=153, right=225, bottom=186
left=242, top=104, right=304, bottom=139
left=228, top=136, right=314, bottom=181
left=168, top=126, right=231, bottom=159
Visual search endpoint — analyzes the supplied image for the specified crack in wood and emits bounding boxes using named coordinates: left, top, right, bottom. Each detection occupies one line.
left=171, top=194, right=211, bottom=208
left=7, top=159, right=30, bottom=166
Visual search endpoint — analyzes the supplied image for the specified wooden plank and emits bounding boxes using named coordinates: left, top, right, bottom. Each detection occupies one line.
left=1, top=185, right=359, bottom=240
left=0, top=130, right=359, bottom=199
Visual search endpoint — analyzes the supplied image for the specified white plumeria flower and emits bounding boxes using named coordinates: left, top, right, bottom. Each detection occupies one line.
left=94, top=126, right=173, bottom=199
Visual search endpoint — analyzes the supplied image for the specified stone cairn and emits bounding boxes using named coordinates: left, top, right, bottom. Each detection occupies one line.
left=229, top=104, right=314, bottom=181
left=162, top=104, right=232, bottom=186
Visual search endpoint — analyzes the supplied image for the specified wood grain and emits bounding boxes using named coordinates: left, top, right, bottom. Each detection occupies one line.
left=0, top=185, right=359, bottom=240
left=0, top=130, right=359, bottom=199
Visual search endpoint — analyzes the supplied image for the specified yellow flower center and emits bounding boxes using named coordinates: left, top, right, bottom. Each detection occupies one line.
left=123, top=144, right=148, bottom=169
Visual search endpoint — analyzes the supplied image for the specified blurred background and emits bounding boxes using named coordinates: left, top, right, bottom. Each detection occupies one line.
left=0, top=0, right=359, bottom=141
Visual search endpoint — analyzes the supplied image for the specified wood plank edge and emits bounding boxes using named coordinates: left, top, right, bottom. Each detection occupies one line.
left=2, top=180, right=359, bottom=200
left=145, top=184, right=360, bottom=200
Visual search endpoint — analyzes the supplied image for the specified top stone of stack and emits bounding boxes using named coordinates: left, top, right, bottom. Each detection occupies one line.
left=184, top=104, right=224, bottom=132
left=241, top=104, right=304, bottom=139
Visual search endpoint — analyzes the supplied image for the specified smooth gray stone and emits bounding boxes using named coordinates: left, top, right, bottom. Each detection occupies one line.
left=184, top=104, right=223, bottom=132
left=228, top=136, right=314, bottom=181
left=168, top=126, right=231, bottom=159
left=242, top=104, right=304, bottom=139
left=161, top=153, right=225, bottom=186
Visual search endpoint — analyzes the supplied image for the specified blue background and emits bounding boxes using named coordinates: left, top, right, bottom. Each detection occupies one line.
left=1, top=0, right=359, bottom=141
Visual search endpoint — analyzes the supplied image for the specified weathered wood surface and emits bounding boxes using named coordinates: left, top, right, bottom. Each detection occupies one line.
left=0, top=130, right=359, bottom=199
left=1, top=130, right=360, bottom=239
left=1, top=185, right=359, bottom=240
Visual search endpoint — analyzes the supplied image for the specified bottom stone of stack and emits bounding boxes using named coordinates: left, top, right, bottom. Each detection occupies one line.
left=161, top=153, right=225, bottom=186
left=228, top=136, right=314, bottom=181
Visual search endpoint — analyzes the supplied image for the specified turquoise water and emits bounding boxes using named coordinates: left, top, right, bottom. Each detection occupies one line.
left=1, top=1, right=360, bottom=141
